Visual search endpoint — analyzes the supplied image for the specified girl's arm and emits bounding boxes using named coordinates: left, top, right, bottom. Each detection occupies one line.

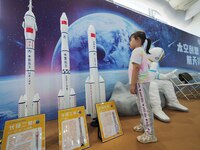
left=130, top=63, right=140, bottom=94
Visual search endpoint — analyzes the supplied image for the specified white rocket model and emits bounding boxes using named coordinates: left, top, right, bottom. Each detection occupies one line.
left=18, top=0, right=40, bottom=118
left=85, top=25, right=106, bottom=119
left=58, top=12, right=76, bottom=110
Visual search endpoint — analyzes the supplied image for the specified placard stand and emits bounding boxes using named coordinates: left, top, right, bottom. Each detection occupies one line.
left=96, top=101, right=123, bottom=142
left=2, top=114, right=45, bottom=150
left=58, top=106, right=89, bottom=150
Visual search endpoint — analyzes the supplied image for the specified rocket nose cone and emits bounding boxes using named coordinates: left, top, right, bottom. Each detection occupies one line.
left=88, top=25, right=95, bottom=33
left=19, top=96, right=24, bottom=103
left=70, top=88, right=76, bottom=95
left=61, top=12, right=67, bottom=20
left=25, top=10, right=35, bottom=17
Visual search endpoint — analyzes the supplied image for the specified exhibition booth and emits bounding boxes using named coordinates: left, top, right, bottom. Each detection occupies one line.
left=0, top=0, right=200, bottom=149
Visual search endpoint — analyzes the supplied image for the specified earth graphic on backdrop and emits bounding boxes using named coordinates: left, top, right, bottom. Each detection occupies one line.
left=51, top=13, right=140, bottom=71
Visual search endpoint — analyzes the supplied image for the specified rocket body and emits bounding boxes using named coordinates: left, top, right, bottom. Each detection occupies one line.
left=85, top=25, right=106, bottom=118
left=18, top=0, right=40, bottom=117
left=58, top=13, right=76, bottom=110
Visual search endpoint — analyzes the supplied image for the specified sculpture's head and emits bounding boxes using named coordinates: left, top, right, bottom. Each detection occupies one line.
left=146, top=47, right=165, bottom=62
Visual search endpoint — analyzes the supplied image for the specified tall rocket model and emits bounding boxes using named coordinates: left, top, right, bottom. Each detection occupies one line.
left=85, top=25, right=106, bottom=119
left=58, top=12, right=76, bottom=110
left=18, top=0, right=40, bottom=118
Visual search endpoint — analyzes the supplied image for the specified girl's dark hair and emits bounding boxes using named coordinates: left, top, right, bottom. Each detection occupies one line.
left=130, top=31, right=151, bottom=54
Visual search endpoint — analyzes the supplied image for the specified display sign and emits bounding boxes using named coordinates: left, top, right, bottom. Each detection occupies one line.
left=58, top=106, right=89, bottom=150
left=96, top=101, right=123, bottom=142
left=2, top=114, right=45, bottom=150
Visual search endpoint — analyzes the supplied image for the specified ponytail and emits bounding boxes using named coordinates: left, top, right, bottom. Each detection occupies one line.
left=145, top=38, right=151, bottom=54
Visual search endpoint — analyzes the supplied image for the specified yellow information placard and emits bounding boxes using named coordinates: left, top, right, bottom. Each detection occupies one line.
left=2, top=114, right=45, bottom=150
left=58, top=106, right=89, bottom=150
left=96, top=101, right=123, bottom=142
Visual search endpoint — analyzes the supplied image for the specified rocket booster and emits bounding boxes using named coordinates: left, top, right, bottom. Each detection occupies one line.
left=85, top=25, right=106, bottom=118
left=58, top=12, right=76, bottom=110
left=18, top=0, right=40, bottom=117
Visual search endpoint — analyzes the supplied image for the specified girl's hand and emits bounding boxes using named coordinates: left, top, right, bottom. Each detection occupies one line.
left=130, top=84, right=136, bottom=94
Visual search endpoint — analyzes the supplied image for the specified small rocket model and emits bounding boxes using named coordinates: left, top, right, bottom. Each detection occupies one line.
left=58, top=12, right=76, bottom=110
left=85, top=25, right=106, bottom=119
left=18, top=0, right=40, bottom=118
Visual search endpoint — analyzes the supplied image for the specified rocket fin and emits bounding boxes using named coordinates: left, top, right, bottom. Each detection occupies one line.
left=99, top=75, right=106, bottom=103
left=85, top=76, right=96, bottom=118
left=70, top=88, right=76, bottom=107
left=18, top=95, right=27, bottom=118
left=32, top=93, right=40, bottom=115
left=58, top=89, right=65, bottom=110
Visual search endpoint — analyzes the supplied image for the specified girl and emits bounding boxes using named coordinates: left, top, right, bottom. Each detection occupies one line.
left=128, top=31, right=157, bottom=144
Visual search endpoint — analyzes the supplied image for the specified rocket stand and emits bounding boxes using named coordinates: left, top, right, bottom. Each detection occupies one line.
left=90, top=118, right=102, bottom=141
left=88, top=116, right=101, bottom=139
left=90, top=117, right=99, bottom=127
left=98, top=126, right=103, bottom=141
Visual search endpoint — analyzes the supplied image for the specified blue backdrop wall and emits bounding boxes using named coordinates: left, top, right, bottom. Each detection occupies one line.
left=0, top=0, right=200, bottom=130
